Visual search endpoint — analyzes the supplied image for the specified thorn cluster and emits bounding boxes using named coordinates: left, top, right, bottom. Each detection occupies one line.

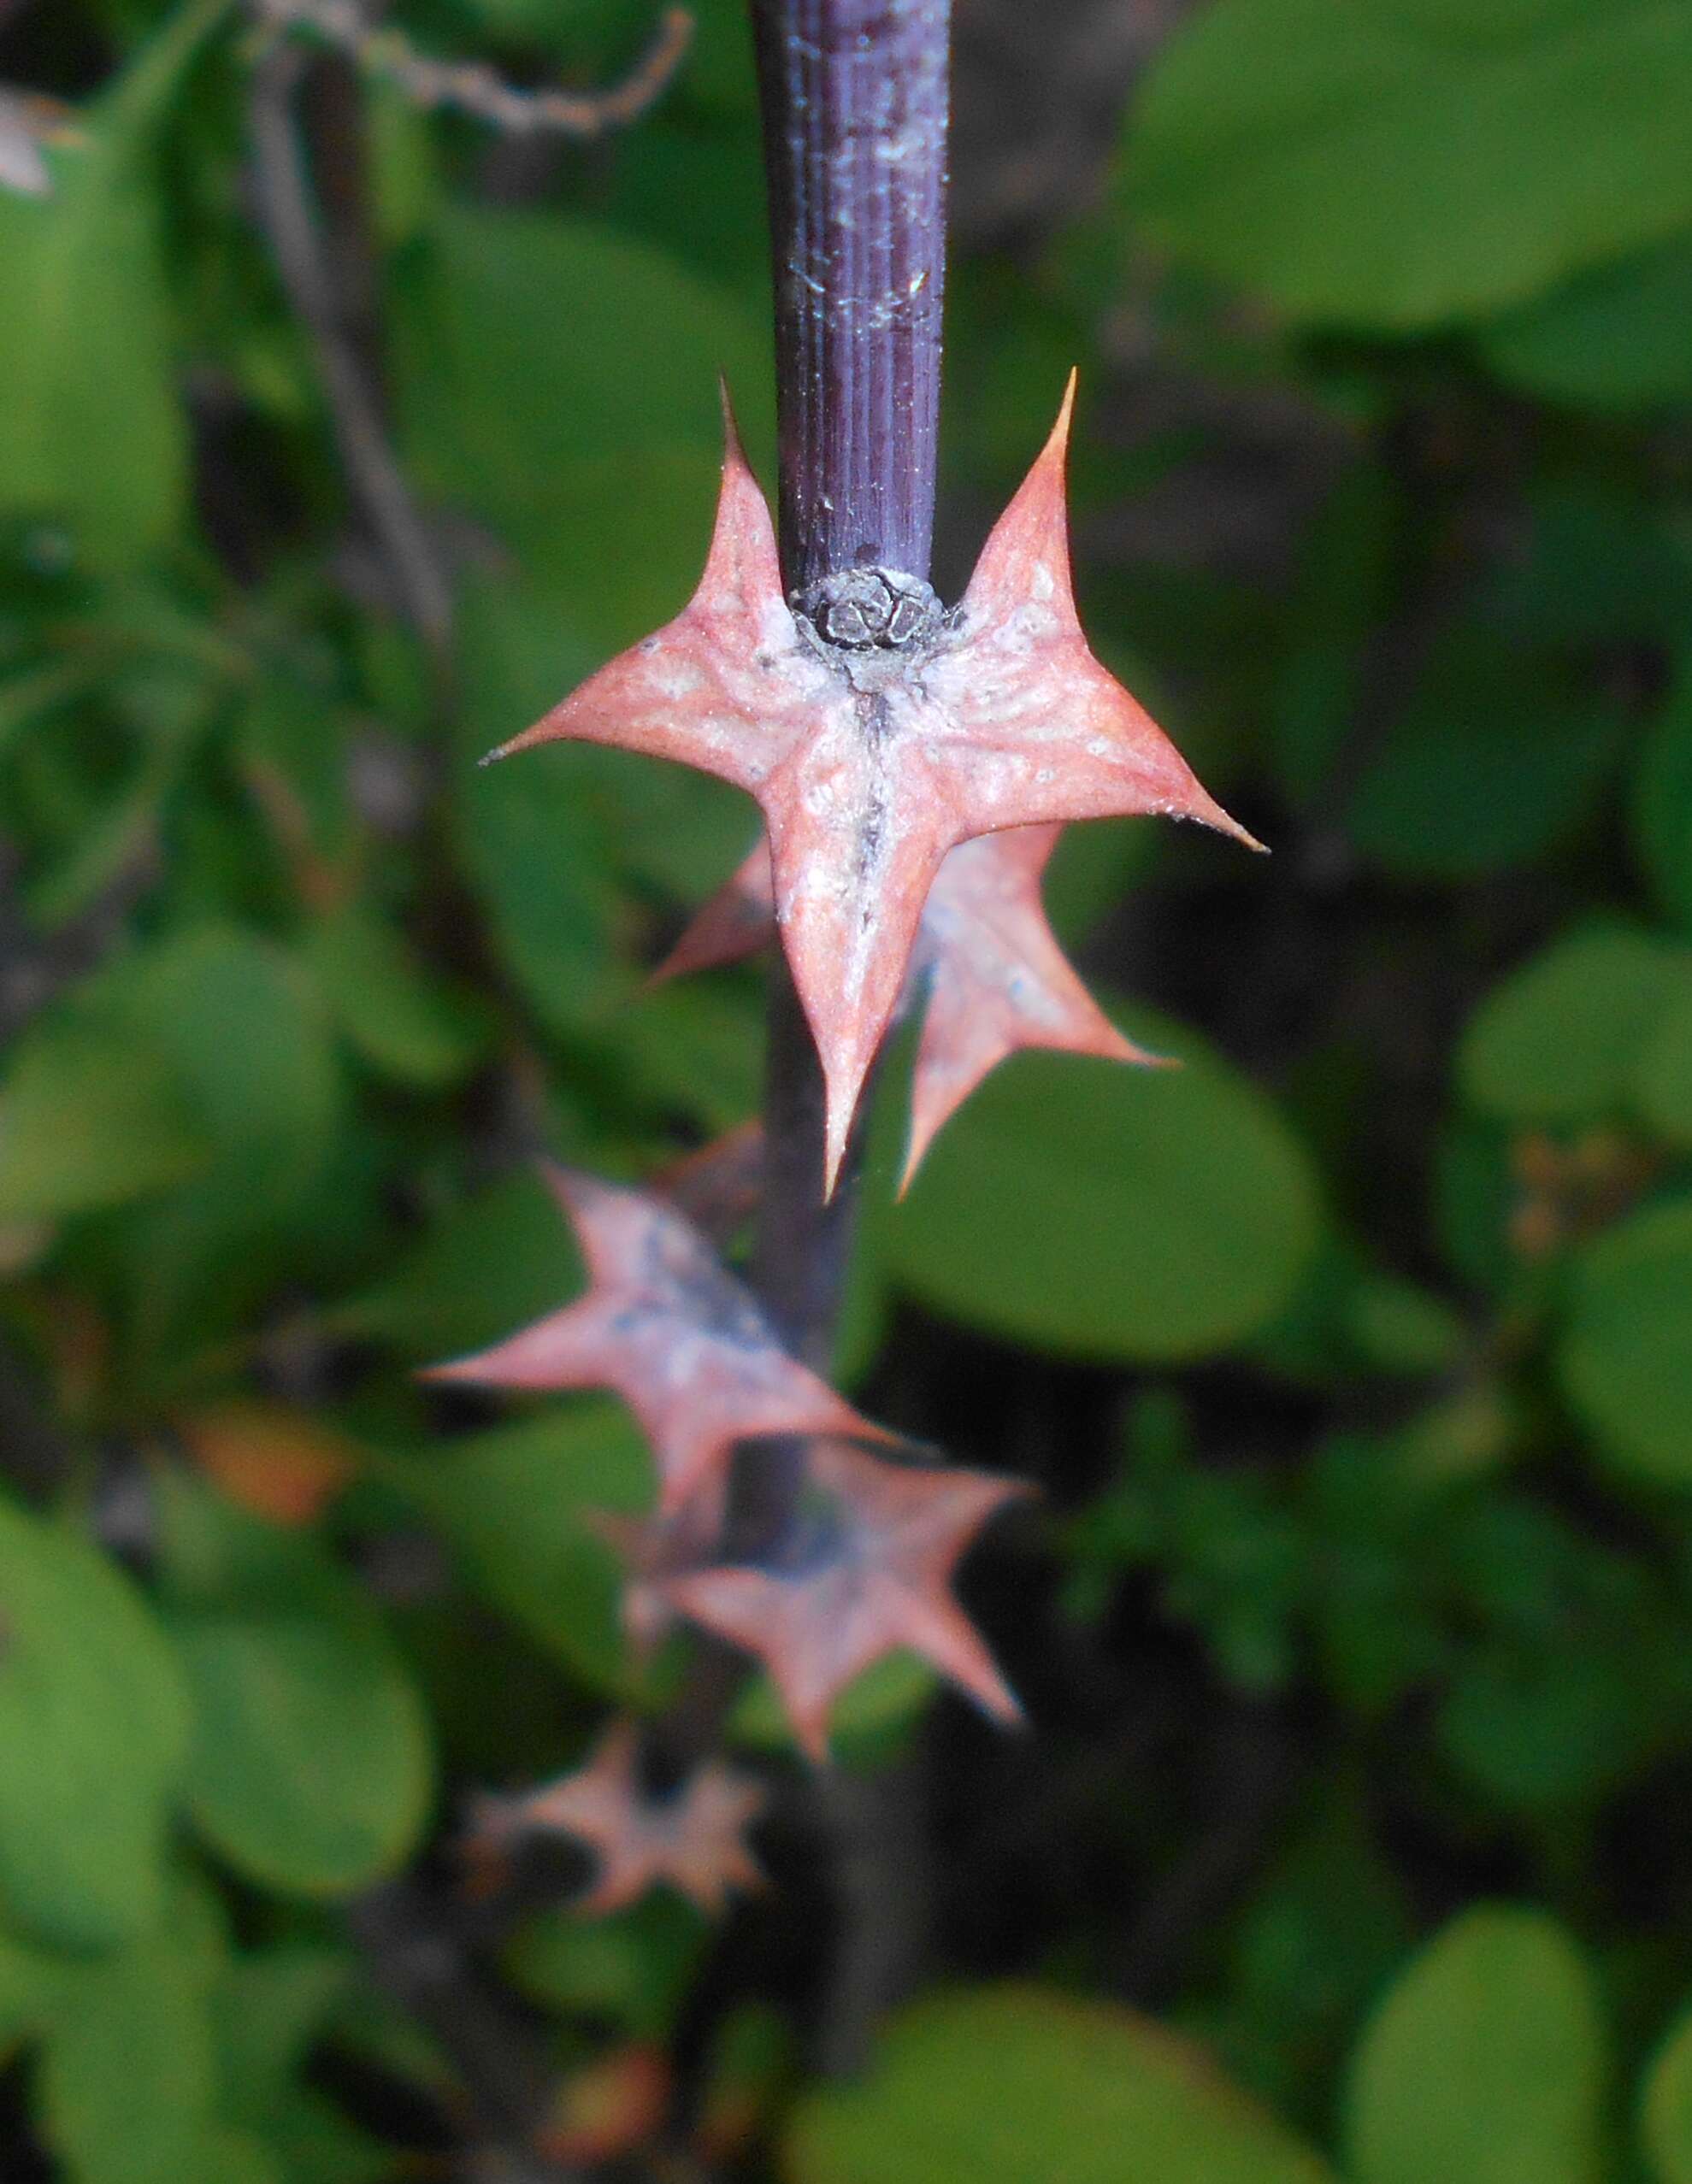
left=486, top=375, right=1257, bottom=1192
left=440, top=376, right=1250, bottom=1910
left=426, top=1164, right=1026, bottom=1835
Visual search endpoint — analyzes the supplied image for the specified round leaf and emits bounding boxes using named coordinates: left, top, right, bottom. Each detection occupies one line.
left=1126, top=0, right=1692, bottom=328
left=1642, top=2005, right=1692, bottom=2184
left=391, top=1404, right=651, bottom=1690
left=158, top=1479, right=433, bottom=1896
left=0, top=1500, right=189, bottom=1950
left=1343, top=635, right=1618, bottom=879
left=0, top=1020, right=209, bottom=1225
left=1344, top=1905, right=1607, bottom=2184
left=1483, top=233, right=1692, bottom=412
left=39, top=1935, right=216, bottom=2184
left=890, top=1001, right=1321, bottom=1361
left=1637, top=985, right=1692, bottom=1145
left=1635, top=683, right=1692, bottom=932
left=787, top=1984, right=1333, bottom=2184
left=1560, top=1198, right=1692, bottom=1486
left=1459, top=924, right=1683, bottom=1122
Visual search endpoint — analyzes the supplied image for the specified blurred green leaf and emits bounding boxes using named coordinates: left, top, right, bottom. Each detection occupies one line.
left=398, top=204, right=769, bottom=574
left=0, top=1017, right=209, bottom=1224
left=1458, top=923, right=1687, bottom=1124
left=0, top=0, right=226, bottom=561
left=0, top=1919, right=62, bottom=2055
left=1559, top=1198, right=1692, bottom=1486
left=156, top=1475, right=433, bottom=1895
left=1344, top=632, right=1619, bottom=877
left=214, top=1946, right=350, bottom=2128
left=110, top=926, right=342, bottom=1201
left=391, top=1403, right=651, bottom=1689
left=891, top=998, right=1321, bottom=1361
left=1481, top=232, right=1692, bottom=410
left=305, top=902, right=486, bottom=1091
left=38, top=1931, right=217, bottom=2184
left=1635, top=680, right=1692, bottom=933
left=186, top=2129, right=282, bottom=2184
left=333, top=1167, right=582, bottom=1361
left=0, top=1500, right=189, bottom=1951
left=1437, top=1627, right=1678, bottom=1810
left=1642, top=2004, right=1692, bottom=2184
left=1637, top=985, right=1692, bottom=1145
left=1344, top=1906, right=1607, bottom=2184
left=91, top=925, right=348, bottom=1367
left=787, top=1984, right=1334, bottom=2184
left=451, top=580, right=624, bottom=1031
left=1127, top=0, right=1692, bottom=327
left=505, top=1891, right=707, bottom=2040
left=1342, top=1274, right=1467, bottom=1376
left=260, top=2087, right=391, bottom=2184
left=452, top=574, right=756, bottom=1037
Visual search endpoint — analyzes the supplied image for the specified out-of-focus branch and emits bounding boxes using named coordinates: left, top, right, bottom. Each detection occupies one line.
left=247, top=38, right=455, bottom=650
left=348, top=1879, right=587, bottom=2181
left=251, top=0, right=693, bottom=138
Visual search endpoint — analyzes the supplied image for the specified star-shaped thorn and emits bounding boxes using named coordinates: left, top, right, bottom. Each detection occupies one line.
left=655, top=1436, right=1032, bottom=1762
left=469, top=1719, right=765, bottom=1916
left=420, top=1165, right=891, bottom=1513
left=485, top=376, right=1259, bottom=1194
left=655, top=822, right=1169, bottom=1190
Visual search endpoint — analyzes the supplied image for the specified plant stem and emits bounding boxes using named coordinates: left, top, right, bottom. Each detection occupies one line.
left=742, top=0, right=953, bottom=2079
left=748, top=0, right=951, bottom=1363
left=750, top=0, right=948, bottom=599
left=651, top=1, right=952, bottom=1792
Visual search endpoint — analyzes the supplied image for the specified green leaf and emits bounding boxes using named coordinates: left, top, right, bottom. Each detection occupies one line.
left=214, top=1946, right=350, bottom=2127
left=1559, top=1198, right=1692, bottom=1486
left=39, top=1931, right=217, bottom=2184
left=305, top=902, right=486, bottom=1091
left=0, top=0, right=227, bottom=559
left=786, top=1984, right=1334, bottom=2184
left=262, top=2087, right=392, bottom=2184
left=1637, top=984, right=1692, bottom=1146
left=186, top=2129, right=283, bottom=2184
left=0, top=1919, right=68, bottom=2055
left=1481, top=232, right=1692, bottom=411
left=0, top=1017, right=209, bottom=1224
left=1458, top=924, right=1687, bottom=1124
left=398, top=205, right=769, bottom=573
left=1126, top=0, right=1692, bottom=328
left=1642, top=2004, right=1692, bottom=2184
left=504, top=1892, right=707, bottom=2041
left=452, top=575, right=754, bottom=1033
left=1344, top=1906, right=1607, bottom=2184
left=890, top=999, right=1321, bottom=1361
left=451, top=580, right=624, bottom=1031
left=1635, top=680, right=1692, bottom=933
left=1343, top=632, right=1619, bottom=878
left=0, top=1500, right=189, bottom=1950
left=110, top=925, right=342, bottom=1199
left=156, top=1475, right=433, bottom=1896
left=1437, top=1634, right=1671, bottom=1810
left=390, top=1404, right=651, bottom=1689
left=333, top=1168, right=583, bottom=1361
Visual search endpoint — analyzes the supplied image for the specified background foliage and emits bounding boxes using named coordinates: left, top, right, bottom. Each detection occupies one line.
left=1, top=0, right=1690, bottom=2175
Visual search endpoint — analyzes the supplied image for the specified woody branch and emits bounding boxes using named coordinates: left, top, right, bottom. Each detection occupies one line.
left=748, top=0, right=951, bottom=1366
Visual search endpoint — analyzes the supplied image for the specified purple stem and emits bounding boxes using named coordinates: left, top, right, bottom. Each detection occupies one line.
left=748, top=0, right=951, bottom=1364
left=651, top=0, right=951, bottom=1783
left=752, top=0, right=949, bottom=598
